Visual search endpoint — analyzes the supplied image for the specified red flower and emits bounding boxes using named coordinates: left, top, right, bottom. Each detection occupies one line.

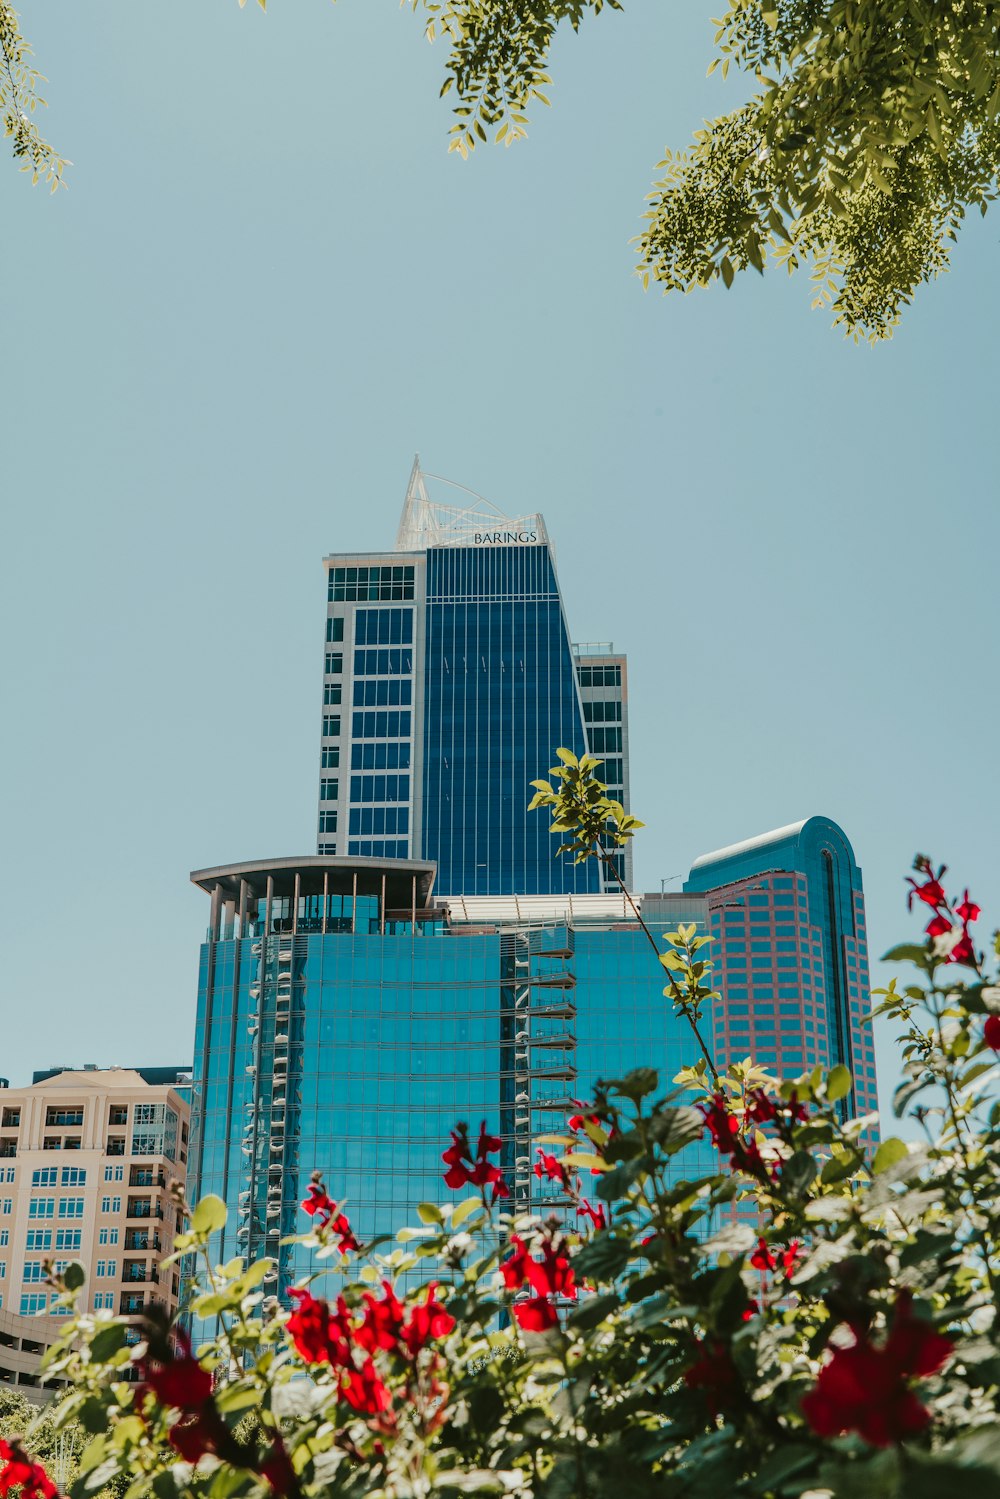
left=577, top=1198, right=607, bottom=1232
left=533, top=1149, right=569, bottom=1189
left=684, top=1339, right=739, bottom=1415
left=144, top=1332, right=214, bottom=1411
left=956, top=890, right=981, bottom=925
left=167, top=1419, right=218, bottom=1464
left=925, top=914, right=951, bottom=940
left=356, top=1281, right=406, bottom=1355
left=781, top=1240, right=802, bottom=1276
left=341, top=1358, right=392, bottom=1416
left=750, top=1238, right=775, bottom=1272
left=287, top=1287, right=352, bottom=1367
left=741, top=1299, right=760, bottom=1322
left=442, top=1121, right=510, bottom=1203
left=700, top=1095, right=740, bottom=1151
left=802, top=1294, right=952, bottom=1447
left=513, top=1296, right=559, bottom=1332
left=501, top=1235, right=531, bottom=1290
left=984, top=1016, right=1000, bottom=1051
left=400, top=1282, right=455, bottom=1356
left=524, top=1239, right=576, bottom=1302
left=950, top=931, right=977, bottom=966
left=300, top=1178, right=359, bottom=1251
left=0, top=1442, right=59, bottom=1499
left=907, top=876, right=946, bottom=911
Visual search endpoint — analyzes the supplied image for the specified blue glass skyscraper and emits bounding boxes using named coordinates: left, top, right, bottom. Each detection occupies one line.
left=316, top=461, right=632, bottom=894
left=189, top=858, right=712, bottom=1300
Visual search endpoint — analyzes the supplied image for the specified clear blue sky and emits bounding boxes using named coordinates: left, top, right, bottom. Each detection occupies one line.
left=2, top=2, right=997, bottom=1126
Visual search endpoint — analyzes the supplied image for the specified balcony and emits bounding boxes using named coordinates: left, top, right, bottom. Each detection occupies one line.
left=124, top=1231, right=161, bottom=1252
left=0, top=1140, right=16, bottom=1159
left=106, top=1138, right=126, bottom=1157
left=126, top=1199, right=163, bottom=1221
left=122, top=1263, right=158, bottom=1284
left=129, top=1168, right=164, bottom=1188
left=120, top=1294, right=146, bottom=1315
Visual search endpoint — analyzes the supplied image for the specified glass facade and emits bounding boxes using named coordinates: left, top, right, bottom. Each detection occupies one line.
left=683, top=817, right=878, bottom=1125
left=317, top=470, right=631, bottom=895
left=189, top=861, right=715, bottom=1305
left=422, top=545, right=598, bottom=896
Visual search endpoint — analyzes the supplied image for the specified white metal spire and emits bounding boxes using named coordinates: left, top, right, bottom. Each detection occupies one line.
left=394, top=456, right=547, bottom=551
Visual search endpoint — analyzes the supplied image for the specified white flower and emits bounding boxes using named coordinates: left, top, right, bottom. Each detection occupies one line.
left=932, top=927, right=962, bottom=959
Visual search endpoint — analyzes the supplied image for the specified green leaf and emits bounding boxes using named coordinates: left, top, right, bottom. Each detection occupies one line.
left=417, top=1201, right=444, bottom=1225
left=89, top=1322, right=128, bottom=1362
left=781, top=1149, right=819, bottom=1194
left=604, top=1067, right=658, bottom=1101
left=881, top=943, right=929, bottom=965
left=190, top=1194, right=228, bottom=1236
left=451, top=1197, right=484, bottom=1230
left=826, top=1065, right=852, bottom=1102
left=63, top=1260, right=86, bottom=1291
left=566, top=1292, right=619, bottom=1331
left=873, top=1137, right=909, bottom=1174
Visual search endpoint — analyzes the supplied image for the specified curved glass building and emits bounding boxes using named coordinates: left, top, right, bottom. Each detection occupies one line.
left=684, top=817, right=878, bottom=1122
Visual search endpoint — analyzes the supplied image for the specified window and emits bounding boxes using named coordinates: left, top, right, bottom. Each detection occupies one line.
left=347, top=839, right=409, bottom=859
left=96, top=1260, right=117, bottom=1278
left=46, top=1107, right=84, bottom=1127
left=101, top=1196, right=121, bottom=1213
left=354, top=607, right=414, bottom=644
left=323, top=683, right=342, bottom=705
left=576, top=664, right=621, bottom=687
left=318, top=842, right=337, bottom=856
left=351, top=741, right=410, bottom=770
left=349, top=774, right=410, bottom=804
left=29, top=1199, right=54, bottom=1219
left=55, top=1229, right=81, bottom=1251
left=0, top=1141, right=15, bottom=1160
left=99, top=1227, right=109, bottom=1244
left=583, top=700, right=622, bottom=723
left=319, top=811, right=338, bottom=833
left=59, top=1197, right=85, bottom=1219
left=3, top=1168, right=13, bottom=1183
left=587, top=727, right=622, bottom=754
left=324, top=652, right=343, bottom=674
left=109, top=1105, right=128, bottom=1126
left=322, top=714, right=341, bottom=738
left=353, top=648, right=414, bottom=676
left=0, top=1109, right=20, bottom=1128
left=0, top=1262, right=5, bottom=1278
left=326, top=616, right=344, bottom=642
left=1, top=1202, right=10, bottom=1217
left=352, top=678, right=412, bottom=707
left=43, top=1137, right=62, bottom=1151
left=329, top=565, right=415, bottom=602
left=0, top=1231, right=9, bottom=1246
left=21, top=1293, right=52, bottom=1315
left=348, top=806, right=409, bottom=836
left=26, top=1230, right=52, bottom=1251
left=321, top=747, right=340, bottom=769
left=107, top=1137, right=126, bottom=1156
left=320, top=779, right=339, bottom=800
left=22, top=1262, right=46, bottom=1283
left=351, top=710, right=411, bottom=740
left=61, top=1167, right=86, bottom=1186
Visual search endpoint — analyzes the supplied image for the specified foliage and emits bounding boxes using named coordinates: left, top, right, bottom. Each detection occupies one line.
left=6, top=779, right=1000, bottom=1496
left=0, top=3, right=67, bottom=190
left=370, top=0, right=1000, bottom=340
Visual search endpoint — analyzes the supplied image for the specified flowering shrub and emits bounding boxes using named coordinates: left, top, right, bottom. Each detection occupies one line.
left=5, top=766, right=1000, bottom=1497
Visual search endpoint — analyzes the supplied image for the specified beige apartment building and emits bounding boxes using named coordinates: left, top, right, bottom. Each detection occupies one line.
left=0, top=1066, right=189, bottom=1391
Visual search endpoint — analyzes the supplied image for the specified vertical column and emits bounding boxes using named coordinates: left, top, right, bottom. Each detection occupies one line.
left=292, top=873, right=301, bottom=935
left=351, top=871, right=358, bottom=934
left=238, top=879, right=248, bottom=940
left=380, top=874, right=386, bottom=936
left=265, top=876, right=274, bottom=937
left=322, top=870, right=329, bottom=935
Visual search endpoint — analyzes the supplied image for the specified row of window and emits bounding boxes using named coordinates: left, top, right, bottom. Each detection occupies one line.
left=328, top=566, right=415, bottom=602
left=349, top=774, right=409, bottom=803
left=577, top=665, right=621, bottom=687
left=347, top=840, right=409, bottom=859
left=354, top=608, right=414, bottom=645
left=326, top=616, right=345, bottom=643
left=353, top=679, right=412, bottom=707
left=28, top=1197, right=84, bottom=1219
left=353, top=711, right=411, bottom=739
left=582, top=701, right=622, bottom=723
left=31, top=1167, right=88, bottom=1187
left=348, top=807, right=410, bottom=836
left=320, top=780, right=338, bottom=801
left=353, top=648, right=414, bottom=676
left=322, top=715, right=341, bottom=738
left=23, top=1229, right=82, bottom=1251
left=351, top=742, right=411, bottom=770
left=588, top=727, right=622, bottom=754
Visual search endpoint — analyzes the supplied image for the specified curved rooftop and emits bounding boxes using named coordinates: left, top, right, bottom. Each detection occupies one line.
left=689, top=820, right=809, bottom=872
left=685, top=816, right=859, bottom=892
